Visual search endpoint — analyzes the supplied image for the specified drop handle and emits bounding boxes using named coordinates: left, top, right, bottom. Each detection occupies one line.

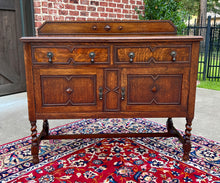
left=89, top=52, right=95, bottom=63
left=99, top=87, right=103, bottom=100
left=128, top=52, right=135, bottom=63
left=170, top=51, right=177, bottom=62
left=121, top=87, right=125, bottom=100
left=47, top=52, right=53, bottom=63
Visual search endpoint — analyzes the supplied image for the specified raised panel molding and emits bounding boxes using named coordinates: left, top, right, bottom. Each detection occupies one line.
left=127, top=74, right=182, bottom=105
left=41, top=75, right=97, bottom=106
left=104, top=69, right=121, bottom=111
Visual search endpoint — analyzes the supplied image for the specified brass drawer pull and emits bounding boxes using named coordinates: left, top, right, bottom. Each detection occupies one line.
left=121, top=87, right=125, bottom=100
left=89, top=52, right=96, bottom=63
left=170, top=51, right=177, bottom=62
left=99, top=87, right=103, bottom=100
left=47, top=52, right=53, bottom=63
left=128, top=52, right=135, bottom=63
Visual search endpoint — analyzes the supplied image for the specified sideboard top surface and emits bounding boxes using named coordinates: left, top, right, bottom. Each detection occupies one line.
left=21, top=36, right=203, bottom=42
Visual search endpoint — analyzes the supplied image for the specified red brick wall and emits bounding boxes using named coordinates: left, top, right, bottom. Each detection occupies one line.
left=33, top=0, right=144, bottom=34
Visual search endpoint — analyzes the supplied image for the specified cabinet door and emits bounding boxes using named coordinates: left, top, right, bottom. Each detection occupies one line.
left=121, top=68, right=189, bottom=113
left=34, top=68, right=103, bottom=113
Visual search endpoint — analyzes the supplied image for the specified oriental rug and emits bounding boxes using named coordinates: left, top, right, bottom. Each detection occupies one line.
left=0, top=118, right=220, bottom=182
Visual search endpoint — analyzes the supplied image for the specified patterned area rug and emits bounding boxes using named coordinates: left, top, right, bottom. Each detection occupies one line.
left=0, top=118, right=220, bottom=182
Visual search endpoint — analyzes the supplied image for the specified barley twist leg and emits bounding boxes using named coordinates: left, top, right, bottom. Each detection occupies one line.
left=42, top=119, right=49, bottom=138
left=183, top=118, right=192, bottom=161
left=31, top=121, right=39, bottom=164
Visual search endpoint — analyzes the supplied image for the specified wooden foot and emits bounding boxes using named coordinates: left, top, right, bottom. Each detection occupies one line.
left=183, top=118, right=192, bottom=161
left=30, top=121, right=39, bottom=164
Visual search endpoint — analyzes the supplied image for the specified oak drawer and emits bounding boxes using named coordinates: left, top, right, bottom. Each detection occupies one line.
left=115, top=45, right=191, bottom=64
left=32, top=45, right=110, bottom=65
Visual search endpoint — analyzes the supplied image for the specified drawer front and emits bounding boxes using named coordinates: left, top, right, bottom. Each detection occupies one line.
left=121, top=68, right=189, bottom=112
left=32, top=45, right=110, bottom=65
left=34, top=69, right=103, bottom=113
left=115, top=45, right=191, bottom=64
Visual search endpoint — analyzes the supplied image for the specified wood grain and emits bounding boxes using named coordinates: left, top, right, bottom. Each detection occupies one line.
left=21, top=21, right=202, bottom=164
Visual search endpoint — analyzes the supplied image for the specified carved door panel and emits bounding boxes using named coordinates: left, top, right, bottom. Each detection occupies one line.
left=103, top=69, right=121, bottom=112
left=34, top=68, right=103, bottom=113
left=121, top=68, right=190, bottom=112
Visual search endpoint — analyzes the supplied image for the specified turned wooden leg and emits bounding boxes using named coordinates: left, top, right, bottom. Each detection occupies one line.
left=183, top=118, right=192, bottom=161
left=166, top=118, right=174, bottom=133
left=166, top=118, right=184, bottom=144
left=41, top=119, right=49, bottom=139
left=30, top=121, right=39, bottom=164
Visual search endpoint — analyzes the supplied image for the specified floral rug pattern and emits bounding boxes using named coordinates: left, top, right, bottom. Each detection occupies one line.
left=0, top=118, right=220, bottom=182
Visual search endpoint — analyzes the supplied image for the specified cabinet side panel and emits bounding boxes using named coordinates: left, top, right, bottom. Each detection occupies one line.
left=23, top=43, right=36, bottom=121
left=187, top=42, right=200, bottom=120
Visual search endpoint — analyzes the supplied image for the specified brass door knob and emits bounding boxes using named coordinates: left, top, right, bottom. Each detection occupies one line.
left=66, top=88, right=73, bottom=94
left=151, top=86, right=157, bottom=93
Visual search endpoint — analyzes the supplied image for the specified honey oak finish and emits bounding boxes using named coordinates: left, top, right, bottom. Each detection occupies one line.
left=21, top=21, right=202, bottom=164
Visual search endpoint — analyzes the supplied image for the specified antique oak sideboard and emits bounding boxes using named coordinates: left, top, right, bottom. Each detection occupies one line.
left=21, top=21, right=202, bottom=164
